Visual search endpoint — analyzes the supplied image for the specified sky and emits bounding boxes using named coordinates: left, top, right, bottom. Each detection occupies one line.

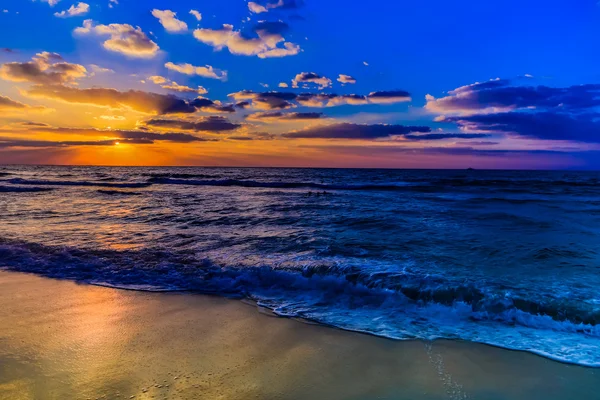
left=1, top=0, right=600, bottom=168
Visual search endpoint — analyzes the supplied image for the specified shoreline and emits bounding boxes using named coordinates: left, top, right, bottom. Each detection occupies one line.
left=1, top=270, right=599, bottom=399
left=86, top=280, right=600, bottom=369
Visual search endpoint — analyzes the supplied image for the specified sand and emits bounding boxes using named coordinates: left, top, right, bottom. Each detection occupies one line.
left=0, top=270, right=598, bottom=400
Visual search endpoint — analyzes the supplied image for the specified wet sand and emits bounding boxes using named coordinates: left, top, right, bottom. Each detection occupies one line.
left=0, top=270, right=598, bottom=400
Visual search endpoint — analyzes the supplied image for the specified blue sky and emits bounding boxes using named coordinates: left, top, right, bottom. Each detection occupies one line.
left=1, top=0, right=600, bottom=168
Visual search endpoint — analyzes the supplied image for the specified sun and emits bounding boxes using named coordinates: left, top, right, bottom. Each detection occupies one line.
left=114, top=141, right=120, bottom=146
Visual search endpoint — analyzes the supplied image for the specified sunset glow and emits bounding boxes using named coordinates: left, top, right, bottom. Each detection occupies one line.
left=1, top=1, right=600, bottom=168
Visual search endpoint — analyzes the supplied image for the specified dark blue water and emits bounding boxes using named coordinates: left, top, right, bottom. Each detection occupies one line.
left=1, top=166, right=599, bottom=366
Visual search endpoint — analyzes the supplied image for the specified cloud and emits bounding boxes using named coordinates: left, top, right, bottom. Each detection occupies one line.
left=0, top=127, right=211, bottom=147
left=229, top=90, right=297, bottom=109
left=144, top=116, right=241, bottom=132
left=151, top=9, right=188, bottom=33
left=248, top=2, right=268, bottom=13
left=148, top=75, right=167, bottom=84
left=403, top=133, right=491, bottom=141
left=193, top=23, right=300, bottom=58
left=28, top=125, right=211, bottom=143
left=228, top=90, right=409, bottom=109
left=54, top=2, right=89, bottom=17
left=266, top=0, right=303, bottom=10
left=161, top=82, right=208, bottom=95
left=89, top=64, right=114, bottom=74
left=441, top=112, right=600, bottom=143
left=428, top=79, right=600, bottom=144
left=253, top=21, right=290, bottom=35
left=40, top=0, right=61, bottom=6
left=424, top=79, right=600, bottom=115
left=281, top=123, right=431, bottom=139
left=0, top=138, right=151, bottom=148
left=292, top=72, right=332, bottom=89
left=0, top=52, right=87, bottom=85
left=164, top=62, right=227, bottom=81
left=0, top=95, right=48, bottom=112
left=189, top=10, right=202, bottom=21
left=189, top=97, right=236, bottom=113
left=75, top=20, right=159, bottom=58
left=297, top=93, right=369, bottom=107
left=99, top=115, right=125, bottom=121
left=279, top=82, right=288, bottom=88
left=367, top=90, right=412, bottom=104
left=337, top=74, right=356, bottom=84
left=246, top=111, right=325, bottom=122
left=20, top=122, right=51, bottom=127
left=26, top=84, right=199, bottom=114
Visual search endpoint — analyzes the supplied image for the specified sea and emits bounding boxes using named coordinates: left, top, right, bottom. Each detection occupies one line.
left=1, top=166, right=599, bottom=367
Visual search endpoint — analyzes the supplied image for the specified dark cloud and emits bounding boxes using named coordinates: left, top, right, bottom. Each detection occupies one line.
left=229, top=90, right=297, bottom=109
left=229, top=90, right=411, bottom=109
left=190, top=97, right=236, bottom=113
left=33, top=126, right=209, bottom=143
left=292, top=72, right=332, bottom=88
left=0, top=95, right=48, bottom=112
left=144, top=116, right=241, bottom=132
left=253, top=21, right=290, bottom=35
left=300, top=143, right=588, bottom=158
left=404, top=133, right=491, bottom=141
left=2, top=48, right=15, bottom=53
left=0, top=138, right=153, bottom=148
left=442, top=112, right=600, bottom=143
left=367, top=90, right=412, bottom=104
left=20, top=122, right=51, bottom=127
left=454, top=141, right=500, bottom=146
left=426, top=79, right=600, bottom=114
left=27, top=84, right=198, bottom=114
left=227, top=136, right=255, bottom=141
left=246, top=111, right=324, bottom=121
left=0, top=95, right=28, bottom=110
left=282, top=123, right=431, bottom=139
left=0, top=52, right=87, bottom=85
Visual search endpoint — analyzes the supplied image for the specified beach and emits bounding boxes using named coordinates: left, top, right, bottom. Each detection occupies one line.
left=0, top=271, right=598, bottom=400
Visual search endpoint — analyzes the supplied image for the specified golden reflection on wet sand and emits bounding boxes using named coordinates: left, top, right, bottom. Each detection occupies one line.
left=0, top=271, right=598, bottom=400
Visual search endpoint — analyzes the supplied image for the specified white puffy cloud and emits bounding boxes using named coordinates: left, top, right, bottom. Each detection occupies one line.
left=248, top=2, right=267, bottom=13
left=40, top=0, right=61, bottom=6
left=151, top=9, right=188, bottom=33
left=189, top=10, right=202, bottom=21
left=161, top=82, right=208, bottom=95
left=75, top=19, right=159, bottom=58
left=193, top=24, right=300, bottom=58
left=292, top=72, right=332, bottom=89
left=164, top=62, right=227, bottom=81
left=54, top=2, right=89, bottom=17
left=337, top=74, right=356, bottom=84
left=148, top=75, right=167, bottom=84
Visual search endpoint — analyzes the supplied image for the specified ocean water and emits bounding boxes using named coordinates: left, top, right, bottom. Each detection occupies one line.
left=1, top=166, right=600, bottom=366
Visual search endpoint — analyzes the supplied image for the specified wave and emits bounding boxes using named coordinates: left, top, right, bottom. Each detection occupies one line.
left=0, top=185, right=53, bottom=193
left=1, top=238, right=599, bottom=367
left=5, top=178, right=151, bottom=189
left=97, top=190, right=143, bottom=196
left=144, top=172, right=218, bottom=179
left=148, top=177, right=415, bottom=191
